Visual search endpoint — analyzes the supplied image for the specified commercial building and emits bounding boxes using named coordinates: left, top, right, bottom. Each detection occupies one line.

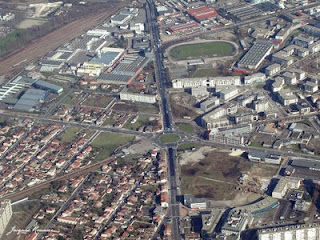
left=253, top=99, right=269, bottom=112
left=221, top=209, right=249, bottom=238
left=258, top=223, right=320, bottom=240
left=244, top=73, right=267, bottom=85
left=265, top=63, right=281, bottom=76
left=272, top=178, right=301, bottom=199
left=172, top=76, right=241, bottom=89
left=303, top=25, right=320, bottom=37
left=283, top=71, right=297, bottom=85
left=0, top=200, right=12, bottom=238
left=277, top=90, right=298, bottom=106
left=202, top=102, right=238, bottom=129
left=33, top=80, right=63, bottom=94
left=209, top=134, right=245, bottom=145
left=190, top=86, right=209, bottom=97
left=187, top=7, right=218, bottom=21
left=219, top=87, right=238, bottom=101
left=272, top=51, right=294, bottom=67
left=13, top=89, right=47, bottom=112
left=200, top=97, right=220, bottom=112
left=120, top=89, right=157, bottom=104
left=201, top=209, right=224, bottom=238
left=248, top=150, right=281, bottom=164
left=232, top=113, right=258, bottom=124
left=272, top=77, right=284, bottom=92
left=168, top=21, right=200, bottom=34
left=305, top=81, right=319, bottom=93
left=184, top=194, right=207, bottom=209
left=238, top=41, right=273, bottom=69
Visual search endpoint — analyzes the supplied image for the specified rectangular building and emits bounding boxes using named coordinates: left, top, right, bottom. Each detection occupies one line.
left=0, top=200, right=12, bottom=238
left=200, top=97, right=220, bottom=112
left=33, top=80, right=63, bottom=94
left=238, top=41, right=273, bottom=69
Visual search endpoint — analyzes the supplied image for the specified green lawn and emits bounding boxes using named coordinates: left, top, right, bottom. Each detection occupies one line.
left=160, top=133, right=180, bottom=144
left=177, top=123, right=194, bottom=134
left=170, top=41, right=234, bottom=60
left=177, top=142, right=199, bottom=151
left=191, top=68, right=220, bottom=78
left=92, top=132, right=135, bottom=161
left=60, top=127, right=80, bottom=143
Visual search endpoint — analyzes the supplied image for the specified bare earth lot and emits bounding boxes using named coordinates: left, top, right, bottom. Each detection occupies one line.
left=180, top=147, right=278, bottom=205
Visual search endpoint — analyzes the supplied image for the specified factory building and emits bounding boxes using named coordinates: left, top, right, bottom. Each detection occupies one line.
left=238, top=41, right=273, bottom=69
left=33, top=80, right=63, bottom=94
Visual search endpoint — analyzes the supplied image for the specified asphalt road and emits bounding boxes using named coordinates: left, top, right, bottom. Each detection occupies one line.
left=147, top=0, right=181, bottom=238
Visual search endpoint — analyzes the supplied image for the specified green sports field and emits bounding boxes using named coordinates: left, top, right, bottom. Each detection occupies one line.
left=169, top=41, right=234, bottom=60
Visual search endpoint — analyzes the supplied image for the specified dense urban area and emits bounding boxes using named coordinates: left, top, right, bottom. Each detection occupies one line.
left=0, top=0, right=320, bottom=239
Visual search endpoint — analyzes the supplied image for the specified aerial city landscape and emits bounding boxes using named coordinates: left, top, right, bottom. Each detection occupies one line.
left=0, top=0, right=320, bottom=239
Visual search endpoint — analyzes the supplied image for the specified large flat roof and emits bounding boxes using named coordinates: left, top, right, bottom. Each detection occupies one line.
left=238, top=41, right=273, bottom=68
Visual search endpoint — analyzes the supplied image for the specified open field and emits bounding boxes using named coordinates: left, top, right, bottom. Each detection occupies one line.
left=112, top=102, right=160, bottom=115
left=60, top=127, right=80, bottom=144
left=0, top=4, right=124, bottom=76
left=169, top=41, right=234, bottom=60
left=82, top=95, right=114, bottom=108
left=190, top=67, right=220, bottom=78
left=91, top=132, right=135, bottom=161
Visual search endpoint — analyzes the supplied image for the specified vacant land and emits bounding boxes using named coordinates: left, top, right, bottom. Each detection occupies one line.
left=190, top=67, right=220, bottom=78
left=82, top=95, right=114, bottom=108
left=180, top=150, right=252, bottom=200
left=113, top=102, right=160, bottom=115
left=180, top=148, right=279, bottom=202
left=60, top=127, right=80, bottom=143
left=92, top=132, right=135, bottom=161
left=177, top=142, right=199, bottom=151
left=170, top=41, right=234, bottom=60
left=124, top=114, right=151, bottom=130
left=160, top=133, right=180, bottom=144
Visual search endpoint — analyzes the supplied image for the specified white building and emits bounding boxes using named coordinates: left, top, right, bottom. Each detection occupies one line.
left=0, top=200, right=12, bottom=238
left=272, top=178, right=301, bottom=199
left=259, top=223, right=320, bottom=240
left=172, top=76, right=241, bottom=89
left=272, top=77, right=285, bottom=92
left=265, top=64, right=281, bottom=76
left=219, top=87, right=239, bottom=101
left=283, top=71, right=297, bottom=85
left=277, top=90, right=298, bottom=106
left=120, top=91, right=157, bottom=104
left=200, top=97, right=220, bottom=112
left=244, top=73, right=266, bottom=85
left=305, top=81, right=319, bottom=93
